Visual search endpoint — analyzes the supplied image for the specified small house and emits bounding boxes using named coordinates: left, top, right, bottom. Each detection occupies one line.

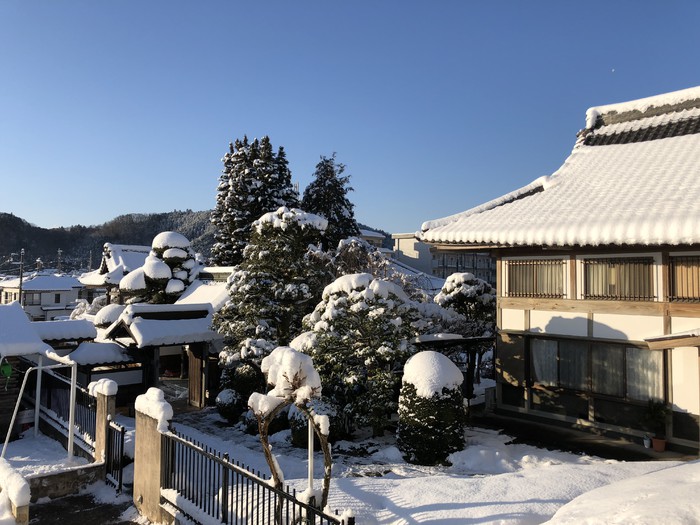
left=0, top=273, right=83, bottom=320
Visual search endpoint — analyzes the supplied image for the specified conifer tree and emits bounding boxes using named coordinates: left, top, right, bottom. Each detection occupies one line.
left=301, top=154, right=360, bottom=250
left=211, top=136, right=299, bottom=266
left=214, top=207, right=332, bottom=367
left=301, top=273, right=421, bottom=437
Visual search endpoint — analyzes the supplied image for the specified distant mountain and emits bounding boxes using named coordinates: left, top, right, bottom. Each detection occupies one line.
left=0, top=210, right=215, bottom=272
left=0, top=212, right=389, bottom=273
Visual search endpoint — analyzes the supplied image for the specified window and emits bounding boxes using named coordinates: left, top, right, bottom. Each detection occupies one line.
left=506, top=259, right=564, bottom=298
left=24, top=293, right=41, bottom=305
left=530, top=338, right=663, bottom=401
left=583, top=257, right=654, bottom=300
left=669, top=256, right=700, bottom=302
left=54, top=293, right=61, bottom=304
left=531, top=338, right=589, bottom=390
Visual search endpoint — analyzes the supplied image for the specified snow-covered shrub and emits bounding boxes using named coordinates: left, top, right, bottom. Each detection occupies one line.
left=216, top=389, right=242, bottom=424
left=434, top=272, right=495, bottom=337
left=397, top=351, right=466, bottom=465
left=247, top=346, right=333, bottom=508
left=301, top=273, right=422, bottom=437
left=119, top=231, right=201, bottom=304
left=217, top=361, right=266, bottom=424
left=288, top=398, right=337, bottom=448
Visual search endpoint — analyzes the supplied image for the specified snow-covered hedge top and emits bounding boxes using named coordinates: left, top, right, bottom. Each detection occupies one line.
left=93, top=304, right=125, bottom=327
left=0, top=457, right=30, bottom=507
left=289, top=331, right=318, bottom=353
left=434, top=272, right=494, bottom=305
left=119, top=267, right=146, bottom=291
left=152, top=231, right=191, bottom=250
left=88, top=377, right=118, bottom=396
left=403, top=351, right=463, bottom=398
left=253, top=207, right=328, bottom=233
left=135, top=387, right=173, bottom=432
left=322, top=272, right=410, bottom=303
left=262, top=346, right=321, bottom=401
left=143, top=254, right=172, bottom=280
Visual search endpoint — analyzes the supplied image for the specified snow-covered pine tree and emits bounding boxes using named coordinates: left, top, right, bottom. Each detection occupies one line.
left=301, top=273, right=422, bottom=437
left=210, top=136, right=299, bottom=266
left=119, top=231, right=201, bottom=304
left=397, top=351, right=466, bottom=465
left=434, top=272, right=496, bottom=337
left=301, top=154, right=360, bottom=251
left=214, top=207, right=332, bottom=367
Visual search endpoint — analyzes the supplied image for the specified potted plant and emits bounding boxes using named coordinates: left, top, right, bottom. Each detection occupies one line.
left=642, top=399, right=670, bottom=452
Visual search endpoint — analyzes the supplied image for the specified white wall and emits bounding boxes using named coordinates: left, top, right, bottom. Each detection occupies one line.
left=529, top=311, right=588, bottom=337
left=671, top=347, right=700, bottom=415
left=592, top=313, right=664, bottom=341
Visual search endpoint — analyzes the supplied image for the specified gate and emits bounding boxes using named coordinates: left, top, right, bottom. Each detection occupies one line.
left=106, top=419, right=127, bottom=493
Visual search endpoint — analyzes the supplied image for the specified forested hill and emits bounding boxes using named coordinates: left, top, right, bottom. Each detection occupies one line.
left=0, top=211, right=391, bottom=273
left=0, top=210, right=215, bottom=272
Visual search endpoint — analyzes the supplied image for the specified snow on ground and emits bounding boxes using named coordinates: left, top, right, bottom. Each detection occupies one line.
left=1, top=406, right=698, bottom=524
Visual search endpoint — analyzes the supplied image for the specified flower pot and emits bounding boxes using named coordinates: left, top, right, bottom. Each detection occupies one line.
left=651, top=437, right=666, bottom=452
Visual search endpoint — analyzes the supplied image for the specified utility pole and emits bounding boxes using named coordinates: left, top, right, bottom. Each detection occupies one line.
left=57, top=248, right=62, bottom=273
left=18, top=249, right=25, bottom=307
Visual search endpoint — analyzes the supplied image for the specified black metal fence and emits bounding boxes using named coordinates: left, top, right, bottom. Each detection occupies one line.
left=162, top=427, right=354, bottom=525
left=106, top=419, right=127, bottom=493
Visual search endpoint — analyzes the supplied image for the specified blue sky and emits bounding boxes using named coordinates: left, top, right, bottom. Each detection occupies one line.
left=2, top=1, right=700, bottom=235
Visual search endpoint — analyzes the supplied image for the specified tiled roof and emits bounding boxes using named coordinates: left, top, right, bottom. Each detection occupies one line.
left=420, top=86, right=700, bottom=248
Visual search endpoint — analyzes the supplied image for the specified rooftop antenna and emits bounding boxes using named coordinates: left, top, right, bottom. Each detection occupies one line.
left=18, top=249, right=24, bottom=307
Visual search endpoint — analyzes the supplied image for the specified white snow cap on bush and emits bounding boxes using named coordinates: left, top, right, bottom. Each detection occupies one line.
left=143, top=254, right=172, bottom=280
left=403, top=351, right=463, bottom=398
left=253, top=207, right=328, bottom=233
left=322, top=272, right=410, bottom=303
left=93, top=303, right=125, bottom=327
left=152, top=231, right=191, bottom=249
left=262, top=346, right=322, bottom=401
left=119, top=267, right=146, bottom=291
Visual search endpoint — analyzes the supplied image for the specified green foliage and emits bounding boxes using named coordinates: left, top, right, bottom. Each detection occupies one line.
left=434, top=272, right=496, bottom=337
left=397, top=382, right=466, bottom=465
left=211, top=136, right=299, bottom=266
left=214, top=208, right=333, bottom=366
left=216, top=362, right=267, bottom=424
left=301, top=274, right=421, bottom=436
left=301, top=154, right=360, bottom=250
left=642, top=399, right=670, bottom=437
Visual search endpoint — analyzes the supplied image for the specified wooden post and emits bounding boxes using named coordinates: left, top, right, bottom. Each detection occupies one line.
left=93, top=382, right=117, bottom=462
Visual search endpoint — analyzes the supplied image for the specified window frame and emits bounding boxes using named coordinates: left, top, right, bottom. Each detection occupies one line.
left=668, top=253, right=700, bottom=302
left=576, top=253, right=661, bottom=301
left=503, top=256, right=568, bottom=299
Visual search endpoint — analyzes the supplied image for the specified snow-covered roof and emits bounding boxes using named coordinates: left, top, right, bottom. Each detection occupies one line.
left=79, top=244, right=150, bottom=286
left=420, top=86, right=700, bottom=248
left=176, top=280, right=229, bottom=312
left=360, top=229, right=385, bottom=239
left=0, top=273, right=83, bottom=291
left=33, top=319, right=97, bottom=342
left=0, top=303, right=52, bottom=357
left=388, top=258, right=445, bottom=293
left=103, top=303, right=219, bottom=348
left=68, top=341, right=131, bottom=365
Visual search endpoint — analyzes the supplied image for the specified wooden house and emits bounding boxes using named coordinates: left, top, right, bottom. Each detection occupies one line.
left=420, top=86, right=700, bottom=451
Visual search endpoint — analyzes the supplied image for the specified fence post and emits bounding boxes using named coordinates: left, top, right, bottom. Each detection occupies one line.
left=133, top=388, right=173, bottom=525
left=90, top=379, right=117, bottom=462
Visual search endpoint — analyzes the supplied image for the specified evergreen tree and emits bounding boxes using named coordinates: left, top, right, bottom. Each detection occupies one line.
left=300, top=273, right=422, bottom=437
left=119, top=231, right=201, bottom=304
left=301, top=154, right=360, bottom=250
left=214, top=207, right=332, bottom=367
left=211, top=136, right=299, bottom=266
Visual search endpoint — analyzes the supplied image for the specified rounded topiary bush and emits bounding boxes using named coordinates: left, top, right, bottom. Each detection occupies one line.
left=217, top=361, right=266, bottom=424
left=397, top=351, right=466, bottom=465
left=216, top=389, right=242, bottom=424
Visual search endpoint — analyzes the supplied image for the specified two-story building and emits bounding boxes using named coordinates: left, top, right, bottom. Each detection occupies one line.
left=0, top=272, right=83, bottom=320
left=420, top=86, right=700, bottom=452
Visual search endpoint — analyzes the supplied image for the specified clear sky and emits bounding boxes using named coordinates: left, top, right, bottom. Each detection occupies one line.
left=2, top=1, right=700, bottom=235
